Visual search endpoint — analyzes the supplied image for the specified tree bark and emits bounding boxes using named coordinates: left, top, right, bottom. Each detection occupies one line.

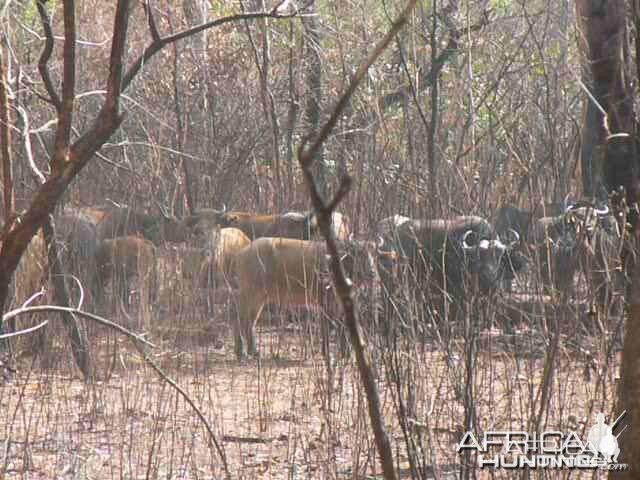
left=579, top=99, right=606, bottom=199
left=576, top=0, right=640, bottom=476
left=0, top=39, right=14, bottom=219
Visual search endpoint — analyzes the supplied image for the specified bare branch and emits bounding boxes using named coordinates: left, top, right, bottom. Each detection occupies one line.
left=142, top=0, right=161, bottom=42
left=122, top=10, right=298, bottom=92
left=0, top=38, right=14, bottom=222
left=0, top=302, right=230, bottom=476
left=67, top=0, right=132, bottom=171
left=0, top=320, right=49, bottom=340
left=131, top=338, right=231, bottom=478
left=35, top=0, right=62, bottom=111
left=51, top=0, right=77, bottom=173
left=2, top=305, right=155, bottom=348
left=297, top=2, right=418, bottom=480
left=104, top=0, right=130, bottom=121
left=15, top=105, right=46, bottom=185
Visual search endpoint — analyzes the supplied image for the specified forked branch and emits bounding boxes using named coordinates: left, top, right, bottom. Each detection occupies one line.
left=35, top=0, right=62, bottom=111
left=297, top=2, right=418, bottom=479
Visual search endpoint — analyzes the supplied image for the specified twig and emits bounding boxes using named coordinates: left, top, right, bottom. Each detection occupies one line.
left=35, top=0, right=61, bottom=111
left=0, top=302, right=230, bottom=476
left=297, top=2, right=418, bottom=480
left=122, top=9, right=299, bottom=92
left=0, top=320, right=48, bottom=339
left=2, top=305, right=155, bottom=348
left=131, top=338, right=230, bottom=478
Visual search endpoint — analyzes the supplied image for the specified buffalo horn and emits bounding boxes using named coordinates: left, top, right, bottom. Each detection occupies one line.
left=462, top=230, right=475, bottom=249
left=594, top=205, right=609, bottom=216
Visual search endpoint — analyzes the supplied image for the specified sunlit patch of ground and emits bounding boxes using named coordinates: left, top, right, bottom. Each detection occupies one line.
left=0, top=311, right=621, bottom=479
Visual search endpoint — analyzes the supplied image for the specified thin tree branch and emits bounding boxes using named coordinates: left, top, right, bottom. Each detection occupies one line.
left=2, top=305, right=154, bottom=348
left=0, top=38, right=14, bottom=222
left=122, top=10, right=298, bottom=92
left=35, top=0, right=61, bottom=111
left=142, top=1, right=161, bottom=43
left=51, top=0, right=76, bottom=173
left=0, top=303, right=230, bottom=476
left=298, top=2, right=418, bottom=479
left=15, top=106, right=46, bottom=185
left=0, top=320, right=48, bottom=339
left=67, top=0, right=132, bottom=172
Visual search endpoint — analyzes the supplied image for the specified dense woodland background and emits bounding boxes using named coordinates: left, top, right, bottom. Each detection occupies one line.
left=1, top=0, right=639, bottom=478
left=6, top=1, right=586, bottom=219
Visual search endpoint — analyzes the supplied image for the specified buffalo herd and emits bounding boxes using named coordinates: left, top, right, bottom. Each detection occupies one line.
left=12, top=199, right=626, bottom=359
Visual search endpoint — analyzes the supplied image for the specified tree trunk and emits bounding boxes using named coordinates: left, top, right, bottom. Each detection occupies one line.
left=576, top=0, right=640, bottom=475
left=579, top=99, right=606, bottom=199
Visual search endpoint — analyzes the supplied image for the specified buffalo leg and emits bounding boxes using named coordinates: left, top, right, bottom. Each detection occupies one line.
left=235, top=298, right=262, bottom=359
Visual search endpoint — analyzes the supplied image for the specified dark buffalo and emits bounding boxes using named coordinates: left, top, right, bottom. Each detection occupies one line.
left=494, top=201, right=571, bottom=289
left=380, top=215, right=521, bottom=327
left=188, top=207, right=233, bottom=238
left=533, top=202, right=616, bottom=299
left=494, top=200, right=567, bottom=243
left=56, top=210, right=100, bottom=305
left=395, top=216, right=517, bottom=293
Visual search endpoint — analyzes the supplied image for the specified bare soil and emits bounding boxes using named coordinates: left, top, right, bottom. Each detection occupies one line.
left=0, top=309, right=622, bottom=479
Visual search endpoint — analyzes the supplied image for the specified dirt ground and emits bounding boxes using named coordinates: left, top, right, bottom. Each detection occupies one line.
left=0, top=312, right=623, bottom=479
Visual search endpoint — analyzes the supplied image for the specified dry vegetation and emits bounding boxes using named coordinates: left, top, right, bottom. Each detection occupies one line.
left=0, top=0, right=633, bottom=478
left=0, top=323, right=622, bottom=479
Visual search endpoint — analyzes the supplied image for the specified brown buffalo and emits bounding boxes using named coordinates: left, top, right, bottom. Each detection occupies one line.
left=223, top=211, right=316, bottom=240
left=199, top=227, right=251, bottom=290
left=95, top=235, right=156, bottom=328
left=232, top=237, right=390, bottom=359
left=97, top=206, right=201, bottom=245
left=68, top=205, right=109, bottom=225
left=189, top=207, right=233, bottom=235
left=9, top=230, right=48, bottom=350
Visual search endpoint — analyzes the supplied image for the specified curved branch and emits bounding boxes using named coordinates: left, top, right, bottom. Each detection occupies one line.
left=2, top=305, right=154, bottom=347
left=35, top=0, right=61, bottom=111
left=122, top=10, right=297, bottom=92
left=142, top=1, right=161, bottom=42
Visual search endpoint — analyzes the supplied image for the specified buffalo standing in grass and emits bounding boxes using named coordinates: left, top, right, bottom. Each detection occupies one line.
left=232, top=237, right=394, bottom=359
left=95, top=235, right=157, bottom=329
left=379, top=215, right=522, bottom=331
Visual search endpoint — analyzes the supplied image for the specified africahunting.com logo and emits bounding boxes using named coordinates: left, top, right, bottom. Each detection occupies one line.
left=456, top=412, right=628, bottom=471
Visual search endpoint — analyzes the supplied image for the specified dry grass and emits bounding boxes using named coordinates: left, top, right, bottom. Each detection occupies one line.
left=0, top=302, right=622, bottom=479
